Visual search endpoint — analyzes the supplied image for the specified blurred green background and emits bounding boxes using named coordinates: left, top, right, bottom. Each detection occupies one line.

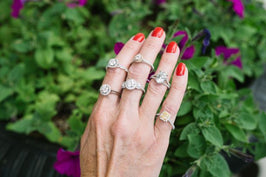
left=0, top=0, right=266, bottom=176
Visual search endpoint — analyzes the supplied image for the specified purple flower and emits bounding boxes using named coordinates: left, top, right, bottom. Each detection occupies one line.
left=54, top=148, right=80, bottom=177
left=192, top=29, right=211, bottom=54
left=229, top=148, right=253, bottom=163
left=11, top=0, right=24, bottom=18
left=66, top=0, right=87, bottom=8
left=227, top=0, right=244, bottom=18
left=156, top=0, right=166, bottom=5
left=173, top=31, right=195, bottom=60
left=114, top=42, right=124, bottom=55
left=215, top=46, right=243, bottom=69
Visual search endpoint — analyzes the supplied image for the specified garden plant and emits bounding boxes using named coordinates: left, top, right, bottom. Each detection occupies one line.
left=0, top=0, right=266, bottom=177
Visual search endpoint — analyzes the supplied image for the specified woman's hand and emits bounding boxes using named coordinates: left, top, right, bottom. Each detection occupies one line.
left=80, top=27, right=188, bottom=177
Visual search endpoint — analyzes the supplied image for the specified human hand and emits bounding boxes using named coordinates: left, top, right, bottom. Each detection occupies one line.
left=80, top=27, right=188, bottom=177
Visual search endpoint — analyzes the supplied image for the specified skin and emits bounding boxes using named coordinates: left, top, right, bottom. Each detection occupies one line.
left=80, top=28, right=188, bottom=177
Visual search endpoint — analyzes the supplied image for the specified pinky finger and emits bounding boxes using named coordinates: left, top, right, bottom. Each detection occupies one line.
left=155, top=63, right=188, bottom=142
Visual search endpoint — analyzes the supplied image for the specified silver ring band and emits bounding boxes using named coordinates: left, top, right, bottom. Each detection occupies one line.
left=106, top=58, right=128, bottom=72
left=100, top=84, right=120, bottom=96
left=150, top=71, right=171, bottom=89
left=122, top=79, right=145, bottom=93
left=156, top=111, right=175, bottom=130
left=133, top=54, right=154, bottom=71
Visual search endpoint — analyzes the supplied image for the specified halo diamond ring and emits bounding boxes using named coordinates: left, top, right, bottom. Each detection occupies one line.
left=122, top=79, right=145, bottom=93
left=106, top=58, right=128, bottom=72
left=100, top=84, right=120, bottom=96
left=133, top=54, right=154, bottom=71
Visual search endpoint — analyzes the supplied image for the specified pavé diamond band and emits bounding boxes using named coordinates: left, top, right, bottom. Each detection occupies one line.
left=100, top=84, right=120, bottom=96
left=132, top=54, right=154, bottom=71
left=122, top=79, right=145, bottom=93
left=156, top=111, right=175, bottom=130
left=150, top=71, right=171, bottom=89
left=106, top=58, right=128, bottom=72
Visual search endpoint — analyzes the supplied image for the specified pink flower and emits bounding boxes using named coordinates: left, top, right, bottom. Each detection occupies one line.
left=227, top=0, right=244, bottom=18
left=66, top=0, right=87, bottom=8
left=156, top=0, right=166, bottom=5
left=11, top=0, right=24, bottom=18
left=54, top=148, right=80, bottom=177
left=215, top=46, right=243, bottom=69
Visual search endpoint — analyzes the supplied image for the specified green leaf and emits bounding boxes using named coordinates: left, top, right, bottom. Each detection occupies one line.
left=180, top=122, right=200, bottom=140
left=201, top=126, right=223, bottom=147
left=188, top=71, right=201, bottom=91
left=193, top=106, right=213, bottom=122
left=6, top=115, right=35, bottom=134
left=255, top=142, right=266, bottom=160
left=224, top=66, right=244, bottom=83
left=235, top=111, right=257, bottom=130
left=259, top=112, right=266, bottom=141
left=68, top=110, right=85, bottom=136
left=225, top=124, right=247, bottom=142
left=39, top=122, right=61, bottom=143
left=35, top=48, right=54, bottom=69
left=200, top=81, right=217, bottom=94
left=177, top=101, right=192, bottom=116
left=187, top=134, right=206, bottom=158
left=174, top=143, right=189, bottom=158
left=0, top=85, right=14, bottom=103
left=200, top=154, right=230, bottom=177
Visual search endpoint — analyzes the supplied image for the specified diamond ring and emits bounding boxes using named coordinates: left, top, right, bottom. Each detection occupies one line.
left=133, top=54, right=154, bottom=71
left=106, top=58, right=128, bottom=72
left=150, top=71, right=171, bottom=89
left=156, top=111, right=175, bottom=130
left=122, top=79, right=145, bottom=93
left=100, top=84, right=120, bottom=96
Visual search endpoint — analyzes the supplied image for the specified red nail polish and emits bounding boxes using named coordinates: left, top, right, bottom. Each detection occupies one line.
left=151, top=27, right=164, bottom=38
left=166, top=41, right=177, bottom=53
left=176, top=63, right=186, bottom=76
left=133, top=33, right=145, bottom=42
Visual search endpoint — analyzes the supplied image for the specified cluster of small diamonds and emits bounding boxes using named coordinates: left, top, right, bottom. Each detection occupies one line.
left=100, top=84, right=111, bottom=95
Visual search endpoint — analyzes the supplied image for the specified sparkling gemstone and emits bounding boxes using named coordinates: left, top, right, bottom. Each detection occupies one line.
left=134, top=54, right=142, bottom=62
left=155, top=71, right=167, bottom=84
left=126, top=79, right=137, bottom=90
left=109, top=59, right=118, bottom=67
left=160, top=111, right=171, bottom=121
left=100, top=84, right=111, bottom=95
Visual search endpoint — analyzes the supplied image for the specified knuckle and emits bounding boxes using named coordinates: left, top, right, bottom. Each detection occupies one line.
left=111, top=119, right=132, bottom=139
left=171, top=82, right=186, bottom=92
left=147, top=81, right=166, bottom=95
left=128, top=65, right=145, bottom=78
left=162, top=103, right=178, bottom=117
left=123, top=42, right=137, bottom=51
left=90, top=112, right=106, bottom=129
left=143, top=41, right=159, bottom=51
left=107, top=67, right=124, bottom=75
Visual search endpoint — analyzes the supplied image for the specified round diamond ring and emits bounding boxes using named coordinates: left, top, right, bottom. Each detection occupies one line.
left=156, top=111, right=175, bottom=130
left=132, top=54, right=154, bottom=71
left=150, top=71, right=171, bottom=88
left=100, top=84, right=120, bottom=96
left=106, top=58, right=128, bottom=72
left=122, top=79, right=145, bottom=93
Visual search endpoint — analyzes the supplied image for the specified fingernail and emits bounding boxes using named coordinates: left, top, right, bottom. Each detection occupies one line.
left=176, top=63, right=186, bottom=76
left=133, top=33, right=145, bottom=42
left=166, top=41, right=177, bottom=53
left=151, top=27, right=164, bottom=38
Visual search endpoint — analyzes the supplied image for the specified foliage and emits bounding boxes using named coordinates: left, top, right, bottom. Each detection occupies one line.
left=0, top=0, right=266, bottom=176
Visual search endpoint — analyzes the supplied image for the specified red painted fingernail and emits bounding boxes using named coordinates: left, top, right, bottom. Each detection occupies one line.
left=133, top=33, right=145, bottom=42
left=151, top=27, right=164, bottom=38
left=176, top=63, right=186, bottom=76
left=166, top=41, right=177, bottom=53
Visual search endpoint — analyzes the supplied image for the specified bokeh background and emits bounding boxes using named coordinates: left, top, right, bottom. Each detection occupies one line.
left=0, top=0, right=266, bottom=177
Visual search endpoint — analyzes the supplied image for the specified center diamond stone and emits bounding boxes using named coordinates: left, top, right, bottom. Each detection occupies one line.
left=155, top=71, right=167, bottom=84
left=134, top=54, right=143, bottom=62
left=100, top=84, right=111, bottom=95
left=109, top=59, right=118, bottom=67
left=126, top=79, right=137, bottom=90
left=160, top=111, right=171, bottom=122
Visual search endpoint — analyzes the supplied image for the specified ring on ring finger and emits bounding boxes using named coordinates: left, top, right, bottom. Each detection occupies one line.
left=106, top=58, right=128, bottom=72
left=150, top=71, right=171, bottom=89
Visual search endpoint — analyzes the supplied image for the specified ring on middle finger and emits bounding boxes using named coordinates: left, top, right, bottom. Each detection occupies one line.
left=133, top=53, right=155, bottom=71
left=122, top=79, right=145, bottom=93
left=150, top=71, right=171, bottom=89
left=106, top=58, right=128, bottom=72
